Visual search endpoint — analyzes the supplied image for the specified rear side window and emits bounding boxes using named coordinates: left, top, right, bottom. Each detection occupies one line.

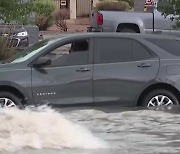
left=96, top=38, right=133, bottom=63
left=133, top=41, right=156, bottom=61
left=146, top=39, right=180, bottom=56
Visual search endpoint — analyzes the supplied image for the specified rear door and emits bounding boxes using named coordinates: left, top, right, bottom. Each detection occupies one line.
left=93, top=37, right=159, bottom=106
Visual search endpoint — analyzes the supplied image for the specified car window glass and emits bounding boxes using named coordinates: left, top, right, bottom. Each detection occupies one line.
left=97, top=38, right=133, bottom=63
left=133, top=41, right=156, bottom=61
left=44, top=39, right=89, bottom=67
left=146, top=39, right=180, bottom=56
left=7, top=39, right=56, bottom=63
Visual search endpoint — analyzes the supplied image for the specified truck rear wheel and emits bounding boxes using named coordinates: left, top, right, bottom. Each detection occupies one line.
left=118, top=28, right=137, bottom=33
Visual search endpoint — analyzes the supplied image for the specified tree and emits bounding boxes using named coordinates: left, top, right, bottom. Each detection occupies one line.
left=33, top=0, right=55, bottom=18
left=0, top=0, right=55, bottom=25
left=161, top=0, right=180, bottom=28
left=33, top=0, right=55, bottom=30
left=96, top=1, right=130, bottom=11
left=0, top=0, right=34, bottom=24
left=98, top=0, right=134, bottom=9
left=122, top=0, right=134, bottom=8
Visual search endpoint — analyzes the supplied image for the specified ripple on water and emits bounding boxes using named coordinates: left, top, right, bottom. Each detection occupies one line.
left=1, top=106, right=180, bottom=154
left=64, top=109, right=180, bottom=153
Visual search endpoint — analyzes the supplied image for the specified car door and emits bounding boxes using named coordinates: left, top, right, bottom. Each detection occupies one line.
left=31, top=38, right=93, bottom=106
left=93, top=37, right=159, bottom=106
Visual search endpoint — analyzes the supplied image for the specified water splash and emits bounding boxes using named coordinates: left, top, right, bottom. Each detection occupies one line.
left=0, top=106, right=107, bottom=152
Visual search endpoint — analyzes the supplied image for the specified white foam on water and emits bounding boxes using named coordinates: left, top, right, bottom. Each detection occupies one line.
left=0, top=106, right=107, bottom=152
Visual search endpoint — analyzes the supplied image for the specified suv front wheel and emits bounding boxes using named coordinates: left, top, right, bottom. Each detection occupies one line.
left=0, top=92, right=23, bottom=108
left=142, top=89, right=179, bottom=108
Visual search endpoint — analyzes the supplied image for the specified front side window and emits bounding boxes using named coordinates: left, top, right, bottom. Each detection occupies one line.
left=5, top=39, right=56, bottom=63
left=96, top=38, right=133, bottom=64
left=44, top=39, right=89, bottom=67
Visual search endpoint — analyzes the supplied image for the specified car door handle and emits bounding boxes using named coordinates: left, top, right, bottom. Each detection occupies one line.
left=76, top=68, right=90, bottom=72
left=137, top=63, right=152, bottom=68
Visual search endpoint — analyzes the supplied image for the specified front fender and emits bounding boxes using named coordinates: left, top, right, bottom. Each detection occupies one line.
left=0, top=81, right=34, bottom=105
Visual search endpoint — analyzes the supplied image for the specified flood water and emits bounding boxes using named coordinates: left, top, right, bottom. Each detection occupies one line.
left=1, top=106, right=180, bottom=154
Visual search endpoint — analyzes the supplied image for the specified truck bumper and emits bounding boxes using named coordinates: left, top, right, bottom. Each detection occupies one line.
left=87, top=27, right=103, bottom=32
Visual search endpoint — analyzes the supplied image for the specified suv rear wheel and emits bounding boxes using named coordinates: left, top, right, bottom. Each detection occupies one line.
left=0, top=92, right=23, bottom=108
left=142, top=89, right=179, bottom=108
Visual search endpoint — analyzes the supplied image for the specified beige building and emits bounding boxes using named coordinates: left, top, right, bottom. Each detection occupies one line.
left=55, top=0, right=154, bottom=19
left=54, top=0, right=99, bottom=19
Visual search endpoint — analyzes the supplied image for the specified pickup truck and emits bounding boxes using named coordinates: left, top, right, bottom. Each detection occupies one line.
left=88, top=1, right=180, bottom=36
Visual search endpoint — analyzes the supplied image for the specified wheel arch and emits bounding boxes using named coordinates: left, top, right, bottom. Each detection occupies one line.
left=0, top=81, right=33, bottom=105
left=0, top=85, right=25, bottom=101
left=136, top=83, right=180, bottom=106
left=116, top=23, right=140, bottom=33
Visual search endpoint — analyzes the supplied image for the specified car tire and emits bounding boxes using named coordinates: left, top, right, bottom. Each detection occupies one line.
left=118, top=28, right=137, bottom=33
left=142, top=89, right=179, bottom=108
left=0, top=92, right=24, bottom=109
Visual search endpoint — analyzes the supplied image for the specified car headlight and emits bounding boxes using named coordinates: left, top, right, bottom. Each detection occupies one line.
left=17, top=31, right=28, bottom=37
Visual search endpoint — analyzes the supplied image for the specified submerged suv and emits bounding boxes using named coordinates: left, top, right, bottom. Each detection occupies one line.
left=0, top=33, right=180, bottom=108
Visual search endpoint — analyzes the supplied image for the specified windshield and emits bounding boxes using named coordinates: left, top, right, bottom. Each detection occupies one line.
left=5, top=39, right=56, bottom=64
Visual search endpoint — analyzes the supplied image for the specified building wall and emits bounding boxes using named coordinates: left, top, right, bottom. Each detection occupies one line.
left=70, top=0, right=99, bottom=19
left=76, top=0, right=92, bottom=17
left=70, top=0, right=76, bottom=19
left=54, top=0, right=99, bottom=19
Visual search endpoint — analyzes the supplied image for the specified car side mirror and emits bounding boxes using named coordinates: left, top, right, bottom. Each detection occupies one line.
left=33, top=57, right=51, bottom=67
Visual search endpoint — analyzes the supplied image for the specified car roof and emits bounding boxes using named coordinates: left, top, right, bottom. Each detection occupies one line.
left=50, top=32, right=180, bottom=41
